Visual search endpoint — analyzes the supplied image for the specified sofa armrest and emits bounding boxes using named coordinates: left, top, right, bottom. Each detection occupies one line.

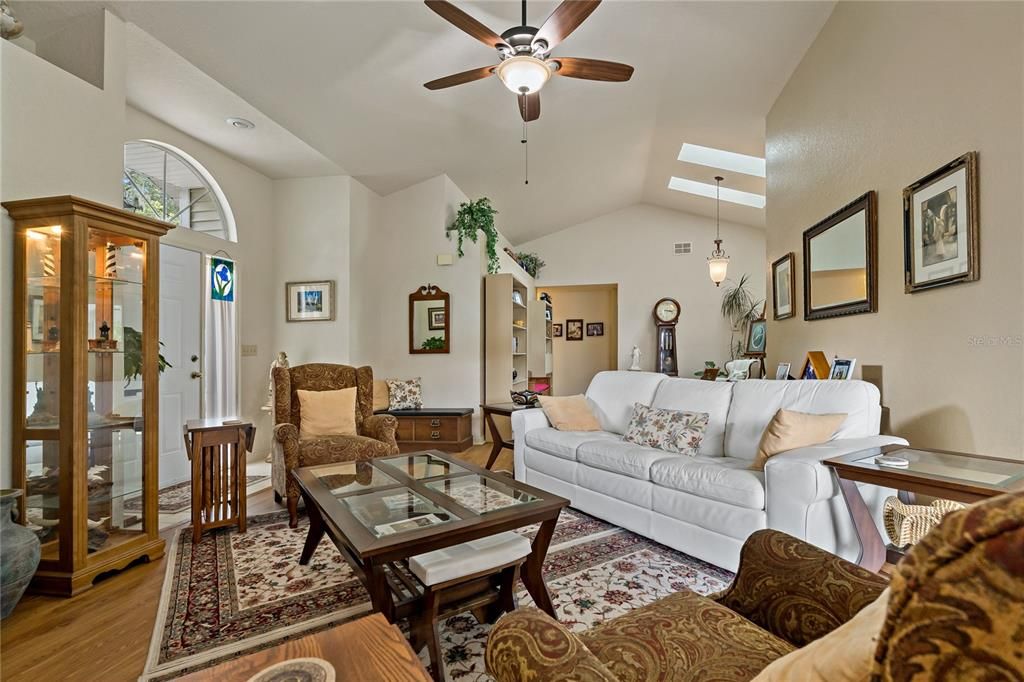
left=486, top=607, right=619, bottom=682
left=713, top=529, right=888, bottom=648
left=765, top=435, right=907, bottom=536
left=361, top=414, right=399, bottom=452
left=511, top=408, right=550, bottom=480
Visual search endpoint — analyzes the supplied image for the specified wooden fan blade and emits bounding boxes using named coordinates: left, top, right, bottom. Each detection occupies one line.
left=424, top=0, right=508, bottom=50
left=424, top=65, right=497, bottom=90
left=518, top=92, right=540, bottom=122
left=553, top=57, right=634, bottom=82
left=533, top=0, right=601, bottom=52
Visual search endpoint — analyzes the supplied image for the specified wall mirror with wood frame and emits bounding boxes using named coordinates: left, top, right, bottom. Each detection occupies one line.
left=409, top=285, right=450, bottom=354
left=803, top=191, right=878, bottom=320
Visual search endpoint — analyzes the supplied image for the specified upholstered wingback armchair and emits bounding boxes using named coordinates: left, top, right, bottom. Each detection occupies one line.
left=272, top=363, right=398, bottom=526
left=486, top=490, right=1024, bottom=681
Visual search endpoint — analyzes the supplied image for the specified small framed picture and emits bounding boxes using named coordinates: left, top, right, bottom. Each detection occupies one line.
left=566, top=319, right=583, bottom=341
left=903, top=152, right=979, bottom=293
left=745, top=318, right=767, bottom=356
left=544, top=307, right=552, bottom=321
left=286, top=280, right=336, bottom=322
left=28, top=295, right=44, bottom=342
left=775, top=362, right=791, bottom=380
left=771, top=253, right=795, bottom=320
left=552, top=323, right=563, bottom=338
left=428, top=307, right=445, bottom=330
left=829, top=358, right=857, bottom=380
left=586, top=322, right=604, bottom=337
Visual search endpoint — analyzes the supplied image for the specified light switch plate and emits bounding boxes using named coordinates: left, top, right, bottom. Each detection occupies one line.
left=241, top=344, right=258, bottom=357
left=436, top=253, right=454, bottom=266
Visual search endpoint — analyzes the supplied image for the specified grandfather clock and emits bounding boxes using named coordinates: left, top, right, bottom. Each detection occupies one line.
left=652, top=298, right=680, bottom=376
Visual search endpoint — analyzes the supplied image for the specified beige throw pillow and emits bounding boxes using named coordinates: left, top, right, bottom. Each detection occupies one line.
left=753, top=409, right=847, bottom=470
left=752, top=588, right=889, bottom=682
left=539, top=395, right=602, bottom=432
left=372, top=379, right=390, bottom=413
left=297, top=387, right=358, bottom=440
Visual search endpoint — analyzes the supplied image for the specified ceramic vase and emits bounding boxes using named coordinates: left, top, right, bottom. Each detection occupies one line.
left=1, top=489, right=40, bottom=619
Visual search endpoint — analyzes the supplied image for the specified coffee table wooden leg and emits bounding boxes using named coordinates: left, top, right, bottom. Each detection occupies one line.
left=834, top=474, right=886, bottom=572
left=365, top=559, right=396, bottom=622
left=522, top=515, right=558, bottom=618
left=298, top=492, right=325, bottom=565
left=484, top=411, right=504, bottom=470
left=421, top=589, right=445, bottom=682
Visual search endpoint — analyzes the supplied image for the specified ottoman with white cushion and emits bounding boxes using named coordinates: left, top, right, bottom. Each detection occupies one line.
left=408, top=531, right=531, bottom=681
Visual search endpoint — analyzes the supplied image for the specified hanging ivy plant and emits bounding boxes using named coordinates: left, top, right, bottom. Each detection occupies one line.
left=447, top=197, right=500, bottom=274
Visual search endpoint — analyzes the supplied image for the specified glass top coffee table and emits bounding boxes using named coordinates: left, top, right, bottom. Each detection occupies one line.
left=292, top=450, right=569, bottom=627
left=824, top=444, right=1024, bottom=571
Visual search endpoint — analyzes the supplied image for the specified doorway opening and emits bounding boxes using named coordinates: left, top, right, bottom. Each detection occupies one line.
left=537, top=284, right=619, bottom=396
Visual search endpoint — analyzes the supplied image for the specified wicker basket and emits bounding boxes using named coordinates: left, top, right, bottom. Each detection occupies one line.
left=883, top=496, right=965, bottom=548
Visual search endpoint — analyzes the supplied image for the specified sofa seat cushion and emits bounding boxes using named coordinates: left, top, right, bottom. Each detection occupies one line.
left=297, top=434, right=394, bottom=466
left=524, top=428, right=618, bottom=461
left=581, top=589, right=794, bottom=681
left=650, top=456, right=766, bottom=510
left=577, top=439, right=676, bottom=481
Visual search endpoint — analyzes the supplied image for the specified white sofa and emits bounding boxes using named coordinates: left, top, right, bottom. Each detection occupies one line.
left=512, top=371, right=907, bottom=571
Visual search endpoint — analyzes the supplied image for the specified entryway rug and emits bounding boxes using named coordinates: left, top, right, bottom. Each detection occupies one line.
left=141, top=509, right=733, bottom=681
left=125, top=476, right=268, bottom=514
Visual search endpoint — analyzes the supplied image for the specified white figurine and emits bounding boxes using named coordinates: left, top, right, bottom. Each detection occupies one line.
left=264, top=351, right=289, bottom=462
left=628, top=345, right=643, bottom=371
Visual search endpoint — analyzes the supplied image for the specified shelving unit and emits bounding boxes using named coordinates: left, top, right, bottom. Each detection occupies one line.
left=5, top=195, right=172, bottom=595
left=527, top=294, right=553, bottom=395
left=484, top=273, right=531, bottom=403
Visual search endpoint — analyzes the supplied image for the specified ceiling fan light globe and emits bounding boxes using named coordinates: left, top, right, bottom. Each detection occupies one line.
left=496, top=55, right=551, bottom=95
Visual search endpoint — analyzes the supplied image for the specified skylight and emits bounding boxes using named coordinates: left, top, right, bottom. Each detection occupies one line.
left=667, top=177, right=766, bottom=209
left=678, top=143, right=766, bottom=178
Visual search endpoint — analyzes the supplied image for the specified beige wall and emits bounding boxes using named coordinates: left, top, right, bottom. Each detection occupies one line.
left=518, top=203, right=766, bottom=376
left=539, top=285, right=619, bottom=395
left=765, top=1, right=1024, bottom=457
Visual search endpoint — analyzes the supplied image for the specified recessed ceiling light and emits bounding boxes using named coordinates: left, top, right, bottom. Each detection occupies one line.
left=678, top=143, right=765, bottom=178
left=226, top=117, right=255, bottom=130
left=668, top=176, right=766, bottom=209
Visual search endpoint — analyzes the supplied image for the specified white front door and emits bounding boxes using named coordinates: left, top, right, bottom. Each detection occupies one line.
left=159, top=244, right=202, bottom=487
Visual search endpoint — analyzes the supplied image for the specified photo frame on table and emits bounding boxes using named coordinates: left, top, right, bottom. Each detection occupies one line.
left=903, top=152, right=979, bottom=293
left=552, top=323, right=563, bottom=338
left=286, top=280, right=336, bottom=322
left=829, top=358, right=857, bottom=380
left=586, top=322, right=604, bottom=337
left=775, top=362, right=792, bottom=380
left=744, top=318, right=767, bottom=356
left=771, top=253, right=796, bottom=320
left=428, top=307, right=445, bottom=330
left=566, top=319, right=583, bottom=341
left=28, top=295, right=44, bottom=342
left=800, top=351, right=831, bottom=380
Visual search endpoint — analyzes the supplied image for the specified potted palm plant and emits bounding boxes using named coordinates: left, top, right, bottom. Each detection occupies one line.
left=720, top=274, right=764, bottom=360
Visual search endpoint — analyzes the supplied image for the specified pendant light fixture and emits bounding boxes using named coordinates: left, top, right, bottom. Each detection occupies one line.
left=707, top=175, right=729, bottom=286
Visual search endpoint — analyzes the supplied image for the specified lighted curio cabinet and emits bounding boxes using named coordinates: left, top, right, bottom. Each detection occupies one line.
left=4, top=196, right=173, bottom=595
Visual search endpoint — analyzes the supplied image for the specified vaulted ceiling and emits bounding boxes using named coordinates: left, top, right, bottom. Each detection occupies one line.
left=14, top=1, right=835, bottom=242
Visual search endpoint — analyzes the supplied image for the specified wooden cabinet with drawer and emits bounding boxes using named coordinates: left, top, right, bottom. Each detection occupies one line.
left=380, top=408, right=474, bottom=453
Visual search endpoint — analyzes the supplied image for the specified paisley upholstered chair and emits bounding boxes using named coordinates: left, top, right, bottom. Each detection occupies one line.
left=486, top=490, right=1024, bottom=681
left=272, top=364, right=399, bottom=527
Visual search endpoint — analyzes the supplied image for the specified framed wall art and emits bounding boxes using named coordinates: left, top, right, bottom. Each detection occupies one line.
left=552, top=323, right=563, bottom=338
left=771, top=252, right=796, bottom=320
left=286, top=280, right=336, bottom=322
left=566, top=319, right=583, bottom=341
left=586, top=322, right=604, bottom=337
left=903, top=152, right=979, bottom=293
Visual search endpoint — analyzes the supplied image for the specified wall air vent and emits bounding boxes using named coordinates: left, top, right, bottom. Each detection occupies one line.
left=674, top=241, right=692, bottom=255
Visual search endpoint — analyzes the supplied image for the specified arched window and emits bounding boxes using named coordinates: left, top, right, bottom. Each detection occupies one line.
left=122, top=140, right=237, bottom=242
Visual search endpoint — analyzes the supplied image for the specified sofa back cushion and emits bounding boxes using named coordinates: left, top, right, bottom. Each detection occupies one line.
left=585, top=371, right=666, bottom=434
left=725, top=380, right=881, bottom=460
left=651, top=378, right=733, bottom=456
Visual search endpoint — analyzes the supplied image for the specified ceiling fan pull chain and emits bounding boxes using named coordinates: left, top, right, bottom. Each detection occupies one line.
left=522, top=121, right=529, bottom=185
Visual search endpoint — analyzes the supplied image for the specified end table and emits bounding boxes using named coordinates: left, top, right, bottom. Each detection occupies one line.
left=183, top=418, right=255, bottom=543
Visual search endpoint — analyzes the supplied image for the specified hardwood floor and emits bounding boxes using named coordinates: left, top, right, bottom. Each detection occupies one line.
left=0, top=444, right=508, bottom=682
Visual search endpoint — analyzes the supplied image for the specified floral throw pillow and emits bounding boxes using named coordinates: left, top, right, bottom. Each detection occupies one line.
left=386, top=378, right=423, bottom=410
left=622, top=403, right=709, bottom=456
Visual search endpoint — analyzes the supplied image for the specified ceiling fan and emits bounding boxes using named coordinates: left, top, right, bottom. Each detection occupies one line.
left=423, top=0, right=634, bottom=122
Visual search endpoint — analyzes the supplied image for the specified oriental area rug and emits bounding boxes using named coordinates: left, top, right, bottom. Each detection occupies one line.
left=141, top=509, right=733, bottom=681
